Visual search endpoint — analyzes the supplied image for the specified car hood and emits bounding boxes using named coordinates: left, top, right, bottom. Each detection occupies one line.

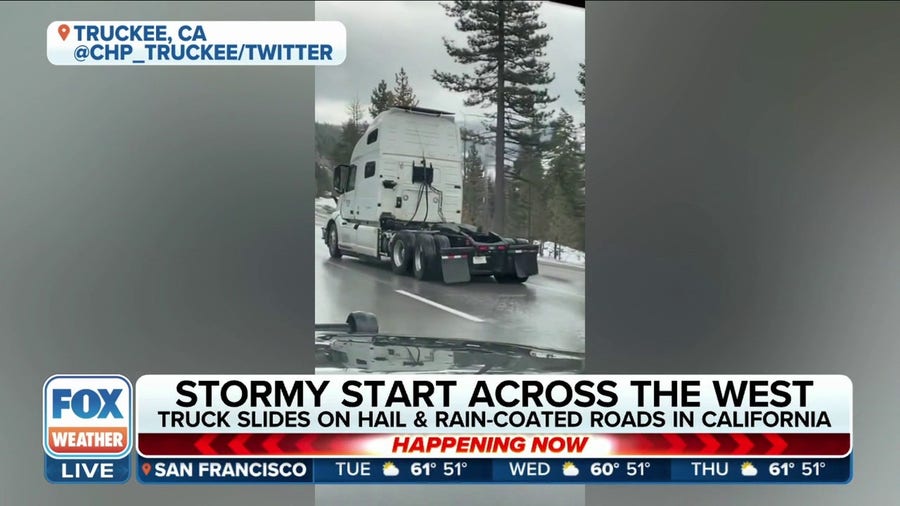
left=315, top=332, right=584, bottom=374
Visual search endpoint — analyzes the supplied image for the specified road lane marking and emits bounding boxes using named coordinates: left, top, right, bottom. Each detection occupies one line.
left=394, top=290, right=485, bottom=323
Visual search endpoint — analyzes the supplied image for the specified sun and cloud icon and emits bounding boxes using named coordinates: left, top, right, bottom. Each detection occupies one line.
left=562, top=462, right=580, bottom=477
left=383, top=461, right=400, bottom=477
left=740, top=461, right=758, bottom=477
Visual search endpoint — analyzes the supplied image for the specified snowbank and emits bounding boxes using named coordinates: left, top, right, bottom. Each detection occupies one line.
left=315, top=197, right=337, bottom=216
left=535, top=241, right=585, bottom=267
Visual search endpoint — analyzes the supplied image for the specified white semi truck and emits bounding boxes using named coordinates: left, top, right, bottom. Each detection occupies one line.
left=321, top=106, right=540, bottom=284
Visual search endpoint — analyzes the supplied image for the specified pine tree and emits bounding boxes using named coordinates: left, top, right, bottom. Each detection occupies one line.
left=576, top=62, right=585, bottom=105
left=462, top=142, right=486, bottom=227
left=331, top=97, right=368, bottom=164
left=369, top=79, right=395, bottom=118
left=315, top=162, right=332, bottom=197
left=482, top=176, right=495, bottom=232
left=544, top=109, right=584, bottom=251
left=434, top=0, right=557, bottom=235
left=393, top=68, right=419, bottom=108
left=508, top=94, right=552, bottom=241
left=315, top=123, right=337, bottom=196
left=348, top=96, right=365, bottom=131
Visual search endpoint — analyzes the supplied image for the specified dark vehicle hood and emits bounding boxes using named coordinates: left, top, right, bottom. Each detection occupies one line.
left=315, top=332, right=584, bottom=374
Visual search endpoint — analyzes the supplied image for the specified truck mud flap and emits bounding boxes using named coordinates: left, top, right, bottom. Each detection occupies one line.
left=439, top=249, right=472, bottom=284
left=509, top=247, right=540, bottom=277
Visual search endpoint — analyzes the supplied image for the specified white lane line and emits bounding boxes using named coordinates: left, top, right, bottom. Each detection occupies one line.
left=394, top=290, right=485, bottom=323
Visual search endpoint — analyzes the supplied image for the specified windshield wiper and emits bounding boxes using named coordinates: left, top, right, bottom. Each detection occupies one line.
left=476, top=364, right=494, bottom=374
left=315, top=311, right=379, bottom=334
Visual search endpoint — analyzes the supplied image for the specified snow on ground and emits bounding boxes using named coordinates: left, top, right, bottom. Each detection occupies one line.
left=315, top=197, right=337, bottom=218
left=535, top=241, right=586, bottom=267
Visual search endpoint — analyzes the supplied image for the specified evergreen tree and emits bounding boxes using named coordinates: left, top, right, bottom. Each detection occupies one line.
left=331, top=97, right=368, bottom=164
left=576, top=62, right=585, bottom=105
left=315, top=123, right=340, bottom=196
left=544, top=109, right=584, bottom=251
left=508, top=95, right=552, bottom=241
left=315, top=162, right=333, bottom=197
left=369, top=69, right=419, bottom=118
left=482, top=176, right=495, bottom=232
left=369, top=79, right=395, bottom=118
left=462, top=142, right=486, bottom=227
left=393, top=67, right=419, bottom=108
left=576, top=62, right=586, bottom=133
left=348, top=96, right=365, bottom=130
left=434, top=0, right=557, bottom=234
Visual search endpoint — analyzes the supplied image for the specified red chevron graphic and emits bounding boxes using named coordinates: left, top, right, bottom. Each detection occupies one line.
left=635, top=433, right=653, bottom=450
left=227, top=434, right=251, bottom=455
left=663, top=433, right=687, bottom=452
left=697, top=433, right=720, bottom=454
left=714, top=434, right=735, bottom=454
left=731, top=433, right=753, bottom=454
left=194, top=433, right=217, bottom=455
left=764, top=433, right=788, bottom=455
left=263, top=434, right=285, bottom=454
left=295, top=434, right=315, bottom=454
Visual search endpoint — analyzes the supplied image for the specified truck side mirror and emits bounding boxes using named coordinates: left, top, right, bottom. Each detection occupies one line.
left=332, top=165, right=346, bottom=195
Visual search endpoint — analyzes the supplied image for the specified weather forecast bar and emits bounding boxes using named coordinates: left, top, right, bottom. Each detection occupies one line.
left=44, top=374, right=854, bottom=484
left=132, top=456, right=851, bottom=484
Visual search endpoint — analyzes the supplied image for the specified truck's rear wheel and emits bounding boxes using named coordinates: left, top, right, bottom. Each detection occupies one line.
left=327, top=222, right=342, bottom=259
left=413, top=234, right=440, bottom=281
left=390, top=232, right=414, bottom=274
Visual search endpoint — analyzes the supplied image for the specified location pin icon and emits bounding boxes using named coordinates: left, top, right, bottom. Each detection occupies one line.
left=58, top=24, right=70, bottom=41
left=142, top=463, right=151, bottom=475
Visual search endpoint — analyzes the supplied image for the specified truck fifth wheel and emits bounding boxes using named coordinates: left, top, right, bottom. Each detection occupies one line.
left=321, top=106, right=540, bottom=284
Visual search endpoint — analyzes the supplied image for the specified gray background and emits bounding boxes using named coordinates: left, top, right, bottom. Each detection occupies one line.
left=587, top=1, right=899, bottom=505
left=0, top=2, right=315, bottom=505
left=2, top=1, right=899, bottom=506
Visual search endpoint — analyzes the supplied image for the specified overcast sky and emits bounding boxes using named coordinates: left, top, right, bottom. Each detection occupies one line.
left=315, top=1, right=585, bottom=131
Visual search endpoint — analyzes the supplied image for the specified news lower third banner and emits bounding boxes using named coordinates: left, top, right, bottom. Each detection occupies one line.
left=46, top=21, right=346, bottom=66
left=43, top=374, right=853, bottom=484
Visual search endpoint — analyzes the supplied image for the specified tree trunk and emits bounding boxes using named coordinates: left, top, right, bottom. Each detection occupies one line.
left=527, top=183, right=533, bottom=242
left=492, top=2, right=506, bottom=235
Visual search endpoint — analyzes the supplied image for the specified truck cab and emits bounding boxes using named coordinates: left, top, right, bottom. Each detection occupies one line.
left=323, top=106, right=539, bottom=284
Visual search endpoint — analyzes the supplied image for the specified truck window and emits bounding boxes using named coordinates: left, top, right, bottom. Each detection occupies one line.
left=367, top=129, right=378, bottom=144
left=365, top=161, right=376, bottom=178
left=346, top=165, right=357, bottom=192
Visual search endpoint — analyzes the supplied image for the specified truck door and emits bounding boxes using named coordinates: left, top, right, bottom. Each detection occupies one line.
left=338, top=164, right=358, bottom=250
left=356, top=160, right=379, bottom=221
left=352, top=159, right=381, bottom=256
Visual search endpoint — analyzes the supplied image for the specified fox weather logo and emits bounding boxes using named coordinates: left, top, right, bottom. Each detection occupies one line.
left=43, top=374, right=133, bottom=483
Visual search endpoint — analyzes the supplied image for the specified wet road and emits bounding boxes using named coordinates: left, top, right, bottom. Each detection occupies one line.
left=314, top=220, right=585, bottom=353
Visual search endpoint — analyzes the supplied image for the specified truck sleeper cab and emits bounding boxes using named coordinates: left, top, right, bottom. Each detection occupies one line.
left=321, top=106, right=539, bottom=284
